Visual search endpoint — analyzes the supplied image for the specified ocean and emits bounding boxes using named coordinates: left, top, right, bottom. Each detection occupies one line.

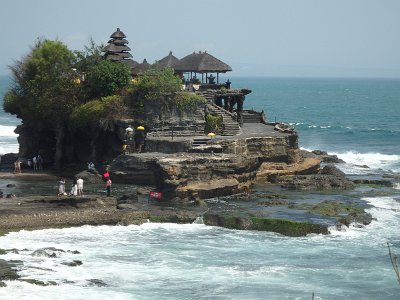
left=0, top=75, right=400, bottom=299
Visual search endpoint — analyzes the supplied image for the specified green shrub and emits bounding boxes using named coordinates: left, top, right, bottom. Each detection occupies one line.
left=205, top=114, right=222, bottom=133
left=174, top=92, right=205, bottom=116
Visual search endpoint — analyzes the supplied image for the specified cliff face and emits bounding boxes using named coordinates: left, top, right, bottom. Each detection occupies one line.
left=143, top=99, right=207, bottom=136
left=109, top=132, right=302, bottom=200
left=218, top=135, right=299, bottom=163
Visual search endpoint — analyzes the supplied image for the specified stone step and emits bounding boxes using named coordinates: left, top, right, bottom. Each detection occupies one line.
left=192, top=138, right=210, bottom=146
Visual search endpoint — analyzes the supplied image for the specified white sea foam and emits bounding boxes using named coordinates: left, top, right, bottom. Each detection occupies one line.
left=330, top=151, right=400, bottom=173
left=327, top=196, right=400, bottom=242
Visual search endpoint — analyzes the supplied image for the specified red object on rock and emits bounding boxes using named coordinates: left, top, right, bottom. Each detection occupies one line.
left=149, top=191, right=162, bottom=199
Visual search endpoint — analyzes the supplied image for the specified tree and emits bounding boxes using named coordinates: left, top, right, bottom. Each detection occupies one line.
left=3, top=39, right=81, bottom=167
left=85, top=60, right=131, bottom=98
left=129, top=67, right=182, bottom=101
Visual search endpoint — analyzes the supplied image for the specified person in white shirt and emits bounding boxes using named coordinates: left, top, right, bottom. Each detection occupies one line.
left=77, top=177, right=84, bottom=196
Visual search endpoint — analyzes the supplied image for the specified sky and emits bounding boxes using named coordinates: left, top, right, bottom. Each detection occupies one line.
left=1, top=0, right=400, bottom=78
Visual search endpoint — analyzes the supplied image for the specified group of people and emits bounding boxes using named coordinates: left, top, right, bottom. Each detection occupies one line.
left=58, top=176, right=84, bottom=196
left=13, top=154, right=44, bottom=174
left=58, top=169, right=112, bottom=197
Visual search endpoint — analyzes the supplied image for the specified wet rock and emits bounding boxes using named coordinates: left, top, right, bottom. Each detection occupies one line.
left=86, top=279, right=107, bottom=287
left=339, top=212, right=374, bottom=227
left=6, top=184, right=16, bottom=188
left=118, top=192, right=138, bottom=204
left=75, top=170, right=102, bottom=184
left=67, top=250, right=81, bottom=254
left=203, top=213, right=329, bottom=236
left=62, top=260, right=82, bottom=267
left=31, top=247, right=65, bottom=258
left=0, top=259, right=20, bottom=282
left=352, top=179, right=393, bottom=187
left=258, top=199, right=289, bottom=206
left=279, top=166, right=353, bottom=190
left=318, top=165, right=346, bottom=177
left=117, top=203, right=136, bottom=210
left=311, top=150, right=345, bottom=163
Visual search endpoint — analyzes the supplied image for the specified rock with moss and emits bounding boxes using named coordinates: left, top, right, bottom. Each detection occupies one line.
left=0, top=259, right=20, bottom=283
left=203, top=213, right=328, bottom=236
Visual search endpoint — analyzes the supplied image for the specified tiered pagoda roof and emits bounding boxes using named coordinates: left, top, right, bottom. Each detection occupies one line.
left=103, top=28, right=138, bottom=68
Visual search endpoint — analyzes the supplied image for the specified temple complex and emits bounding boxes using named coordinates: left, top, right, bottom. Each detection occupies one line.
left=102, top=28, right=266, bottom=138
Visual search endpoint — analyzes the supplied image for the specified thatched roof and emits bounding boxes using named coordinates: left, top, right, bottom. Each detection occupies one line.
left=105, top=54, right=123, bottom=61
left=121, top=59, right=139, bottom=69
left=110, top=28, right=126, bottom=39
left=131, top=59, right=151, bottom=75
left=153, top=51, right=180, bottom=70
left=174, top=51, right=232, bottom=73
left=108, top=38, right=129, bottom=45
left=103, top=44, right=131, bottom=53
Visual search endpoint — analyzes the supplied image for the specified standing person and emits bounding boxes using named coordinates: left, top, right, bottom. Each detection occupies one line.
left=37, top=154, right=43, bottom=170
left=58, top=178, right=65, bottom=196
left=14, top=159, right=21, bottom=174
left=77, top=177, right=84, bottom=196
left=106, top=177, right=112, bottom=197
left=32, top=156, right=37, bottom=171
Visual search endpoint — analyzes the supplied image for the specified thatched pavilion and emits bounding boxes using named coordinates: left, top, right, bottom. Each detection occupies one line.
left=153, top=51, right=179, bottom=70
left=103, top=28, right=138, bottom=69
left=173, top=51, right=232, bottom=85
left=131, top=59, right=151, bottom=76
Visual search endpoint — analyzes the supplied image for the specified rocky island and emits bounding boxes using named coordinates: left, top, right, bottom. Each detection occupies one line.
left=0, top=28, right=384, bottom=240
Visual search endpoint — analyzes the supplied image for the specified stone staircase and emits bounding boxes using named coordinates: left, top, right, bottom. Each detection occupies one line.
left=206, top=103, right=241, bottom=136
left=189, top=137, right=222, bottom=153
left=241, top=111, right=262, bottom=123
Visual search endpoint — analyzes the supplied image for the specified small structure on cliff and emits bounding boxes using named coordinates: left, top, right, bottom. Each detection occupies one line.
left=174, top=51, right=232, bottom=85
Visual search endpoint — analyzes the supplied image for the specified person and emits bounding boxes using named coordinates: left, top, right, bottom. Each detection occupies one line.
left=58, top=178, right=66, bottom=196
left=69, top=177, right=78, bottom=196
left=106, top=177, right=112, bottom=196
left=87, top=161, right=95, bottom=171
left=77, top=177, right=84, bottom=196
left=135, top=130, right=145, bottom=153
left=14, top=159, right=21, bottom=174
left=32, top=156, right=37, bottom=171
left=37, top=154, right=43, bottom=170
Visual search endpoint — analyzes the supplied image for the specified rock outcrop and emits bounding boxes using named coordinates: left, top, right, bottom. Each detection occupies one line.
left=277, top=165, right=354, bottom=190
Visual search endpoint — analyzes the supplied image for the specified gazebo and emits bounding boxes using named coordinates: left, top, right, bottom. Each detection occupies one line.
left=173, top=51, right=232, bottom=85
left=103, top=28, right=138, bottom=69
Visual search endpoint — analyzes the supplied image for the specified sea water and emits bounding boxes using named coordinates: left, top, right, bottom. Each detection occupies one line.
left=0, top=75, right=400, bottom=299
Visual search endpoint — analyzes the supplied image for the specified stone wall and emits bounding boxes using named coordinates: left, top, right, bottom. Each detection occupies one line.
left=143, top=98, right=206, bottom=135
left=217, top=135, right=299, bottom=163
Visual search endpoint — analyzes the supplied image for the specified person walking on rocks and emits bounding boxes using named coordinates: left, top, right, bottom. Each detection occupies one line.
left=106, top=177, right=112, bottom=196
left=77, top=177, right=84, bottom=196
left=58, top=178, right=66, bottom=196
